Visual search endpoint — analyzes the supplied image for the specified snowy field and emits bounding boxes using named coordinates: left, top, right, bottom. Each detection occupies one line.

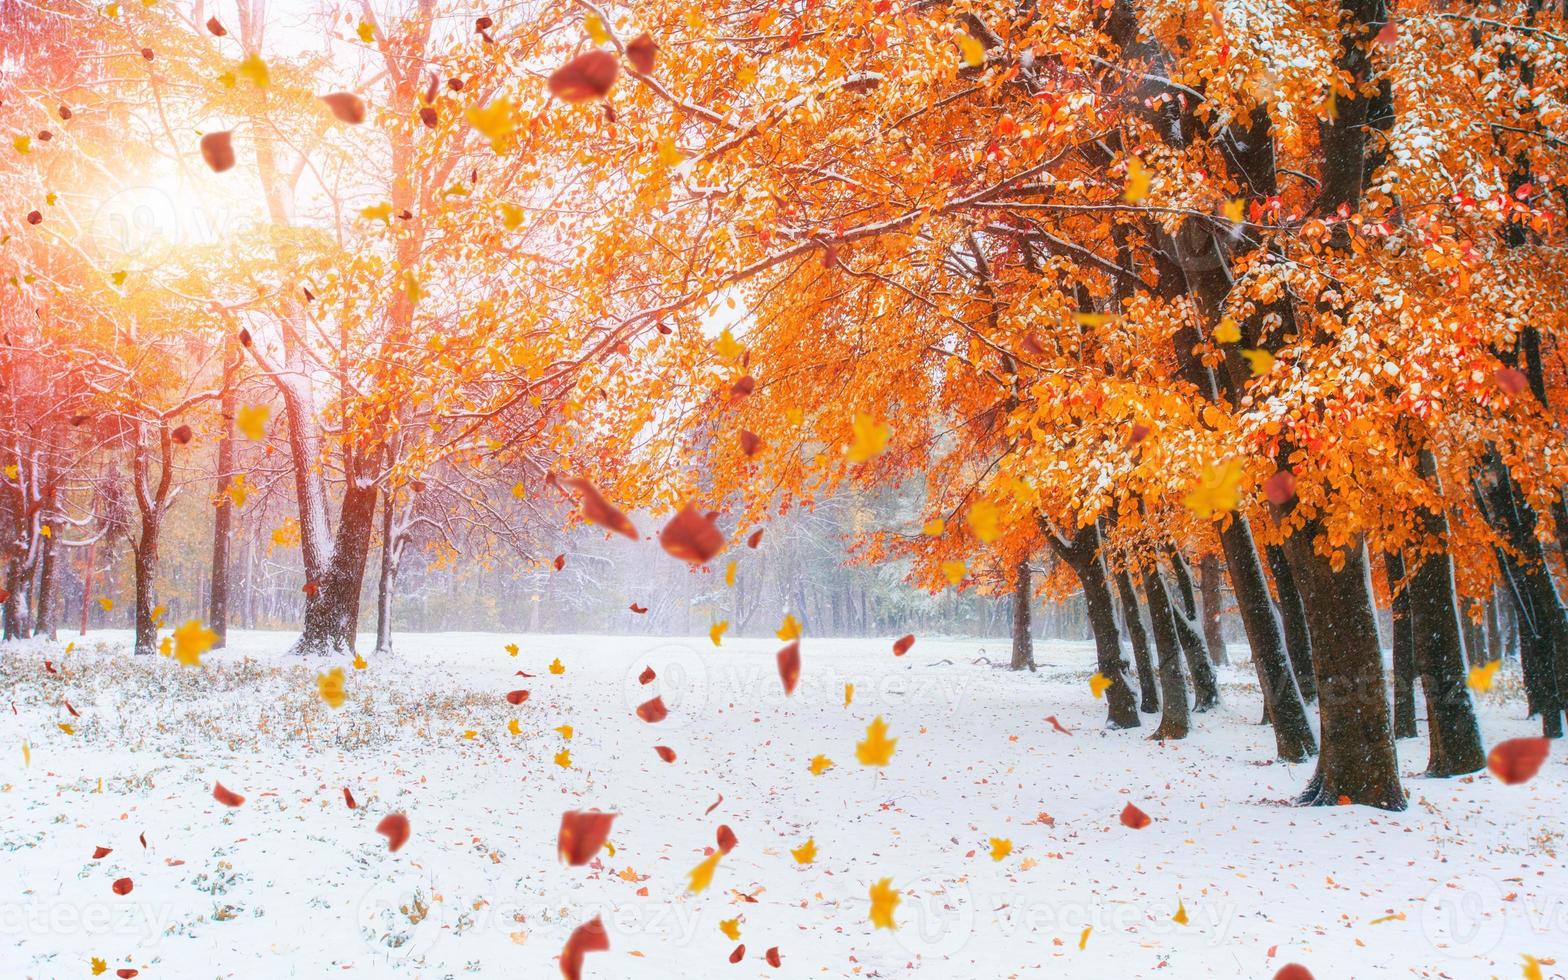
left=1, top=630, right=1564, bottom=979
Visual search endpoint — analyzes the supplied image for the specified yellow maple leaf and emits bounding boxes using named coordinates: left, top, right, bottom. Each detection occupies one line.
left=657, top=136, right=686, bottom=168
left=584, top=12, right=610, bottom=44
left=776, top=614, right=801, bottom=641
left=1523, top=953, right=1543, bottom=980
left=172, top=620, right=218, bottom=667
left=808, top=754, right=834, bottom=775
left=236, top=404, right=269, bottom=440
left=1172, top=898, right=1189, bottom=925
left=856, top=716, right=896, bottom=766
left=466, top=98, right=516, bottom=152
left=1222, top=198, right=1245, bottom=223
left=1468, top=660, right=1501, bottom=693
left=1182, top=459, right=1244, bottom=520
left=91, top=958, right=108, bottom=976
left=941, top=560, right=966, bottom=586
left=844, top=683, right=854, bottom=707
left=990, top=837, right=1012, bottom=861
left=511, top=482, right=526, bottom=499
left=1088, top=672, right=1112, bottom=698
left=499, top=203, right=524, bottom=230
left=1214, top=317, right=1241, bottom=344
left=791, top=838, right=817, bottom=864
left=504, top=642, right=519, bottom=657
left=98, top=597, right=113, bottom=612
left=687, top=850, right=722, bottom=892
left=869, top=878, right=899, bottom=929
left=13, top=134, right=31, bottom=155
left=226, top=475, right=248, bottom=507
left=237, top=54, right=269, bottom=89
left=1241, top=348, right=1276, bottom=377
left=967, top=498, right=1000, bottom=543
left=355, top=20, right=375, bottom=42
left=158, top=636, right=171, bottom=657
left=507, top=719, right=521, bottom=735
left=352, top=652, right=367, bottom=670
left=360, top=202, right=393, bottom=224
left=554, top=748, right=571, bottom=768
left=922, top=518, right=945, bottom=536
left=718, top=918, right=740, bottom=941
left=58, top=722, right=75, bottom=736
left=555, top=724, right=573, bottom=740
left=956, top=33, right=984, bottom=67
left=462, top=730, right=478, bottom=740
left=316, top=666, right=346, bottom=707
left=3, top=464, right=16, bottom=479
left=709, top=621, right=728, bottom=646
left=548, top=657, right=565, bottom=675
left=1124, top=157, right=1150, bottom=202
left=847, top=413, right=891, bottom=463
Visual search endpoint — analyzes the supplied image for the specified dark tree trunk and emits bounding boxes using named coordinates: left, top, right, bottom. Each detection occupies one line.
left=1215, top=518, right=1317, bottom=760
left=294, top=480, right=380, bottom=656
left=132, top=534, right=158, bottom=657
left=1140, top=564, right=1190, bottom=741
left=1384, top=551, right=1418, bottom=740
left=1010, top=559, right=1035, bottom=671
left=1199, top=554, right=1227, bottom=664
left=1407, top=545, right=1486, bottom=775
left=1115, top=568, right=1159, bottom=713
left=1047, top=520, right=1139, bottom=728
left=1167, top=554, right=1221, bottom=712
left=208, top=347, right=238, bottom=647
left=1266, top=543, right=1317, bottom=701
left=1287, top=530, right=1406, bottom=809
left=33, top=528, right=57, bottom=640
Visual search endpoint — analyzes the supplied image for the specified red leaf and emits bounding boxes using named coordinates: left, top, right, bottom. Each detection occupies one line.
left=1488, top=737, right=1550, bottom=785
left=638, top=666, right=656, bottom=685
left=1494, top=367, right=1529, bottom=395
left=629, top=603, right=648, bottom=614
left=739, top=430, right=762, bottom=456
left=26, top=210, right=42, bottom=225
left=558, top=810, right=618, bottom=865
left=625, top=32, right=658, bottom=74
left=1128, top=423, right=1151, bottom=445
left=138, top=832, right=146, bottom=848
left=200, top=131, right=235, bottom=172
left=206, top=15, right=226, bottom=34
left=1262, top=469, right=1297, bottom=506
left=705, top=793, right=724, bottom=816
left=302, top=581, right=319, bottom=597
left=43, top=660, right=56, bottom=674
left=658, top=505, right=725, bottom=564
left=554, top=554, right=566, bottom=571
left=1045, top=715, right=1072, bottom=736
left=561, top=477, right=638, bottom=539
left=171, top=424, right=192, bottom=445
left=212, top=782, right=246, bottom=807
left=321, top=92, right=367, bottom=124
left=1273, top=966, right=1314, bottom=980
left=92, top=846, right=112, bottom=859
left=746, top=528, right=764, bottom=549
left=506, top=690, right=530, bottom=705
left=654, top=745, right=676, bottom=763
left=560, top=915, right=610, bottom=980
left=716, top=824, right=738, bottom=854
left=729, top=944, right=746, bottom=964
left=730, top=375, right=755, bottom=399
left=111, top=877, right=134, bottom=895
left=117, top=971, right=139, bottom=979
left=343, top=787, right=357, bottom=809
left=636, top=696, right=668, bottom=723
left=377, top=812, right=411, bottom=852
left=548, top=50, right=620, bottom=102
left=892, top=634, right=915, bottom=657
left=1119, top=802, right=1151, bottom=829
left=765, top=946, right=782, bottom=967
left=776, top=641, right=800, bottom=695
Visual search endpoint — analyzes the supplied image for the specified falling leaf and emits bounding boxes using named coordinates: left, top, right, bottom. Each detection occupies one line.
left=636, top=697, right=668, bottom=723
left=561, top=477, right=638, bottom=538
left=687, top=850, right=722, bottom=892
left=956, top=33, right=984, bottom=67
left=709, top=621, right=728, bottom=646
left=1172, top=898, right=1189, bottom=924
left=555, top=724, right=573, bottom=740
left=93, top=846, right=112, bottom=859
left=868, top=878, right=899, bottom=929
left=808, top=754, right=834, bottom=775
left=466, top=98, right=516, bottom=151
left=170, top=620, right=217, bottom=667
left=200, top=131, right=235, bottom=172
left=659, top=506, right=725, bottom=563
left=548, top=50, right=620, bottom=102
left=317, top=667, right=346, bottom=708
left=625, top=32, right=658, bottom=73
left=893, top=634, right=915, bottom=656
left=321, top=92, right=366, bottom=124
left=1123, top=157, right=1150, bottom=202
left=1120, top=803, right=1152, bottom=829
left=1088, top=672, right=1112, bottom=698
left=791, top=838, right=817, bottom=864
left=1183, top=459, right=1244, bottom=519
left=507, top=719, right=521, bottom=736
left=1046, top=715, right=1072, bottom=735
left=941, top=560, right=966, bottom=585
left=560, top=917, right=609, bottom=980
left=922, top=518, right=945, bottom=535
left=237, top=54, right=269, bottom=88
left=1079, top=926, right=1092, bottom=950
left=844, top=683, right=854, bottom=707
left=1523, top=954, right=1543, bottom=980
left=1242, top=348, right=1276, bottom=376
left=506, top=690, right=529, bottom=705
left=1214, top=317, right=1241, bottom=343
left=719, top=918, right=741, bottom=941
left=554, top=748, right=572, bottom=768
left=989, top=837, right=1012, bottom=861
left=505, top=642, right=519, bottom=656
left=1263, top=469, right=1297, bottom=506
left=549, top=658, right=565, bottom=675
left=776, top=642, right=800, bottom=695
left=1468, top=660, right=1501, bottom=692
left=1495, top=368, right=1529, bottom=395
left=355, top=21, right=375, bottom=42
left=847, top=413, right=891, bottom=463
left=1222, top=198, right=1246, bottom=223
left=212, top=782, right=245, bottom=807
left=856, top=716, right=896, bottom=766
left=343, top=787, right=357, bottom=809
left=559, top=811, right=617, bottom=865
left=1488, top=738, right=1549, bottom=785
left=765, top=947, right=782, bottom=967
left=776, top=614, right=801, bottom=641
left=654, top=745, right=676, bottom=762
left=376, top=812, right=409, bottom=852
left=967, top=498, right=1001, bottom=542
left=352, top=652, right=367, bottom=670
left=91, top=958, right=108, bottom=975
left=111, top=877, right=133, bottom=895
left=57, top=722, right=75, bottom=736
left=236, top=405, right=268, bottom=440
left=714, top=328, right=743, bottom=361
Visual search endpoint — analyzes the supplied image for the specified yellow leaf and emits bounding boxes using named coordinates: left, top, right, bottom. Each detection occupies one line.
left=555, top=724, right=573, bottom=740
left=548, top=657, right=565, bottom=675
left=172, top=620, right=218, bottom=667
left=776, top=614, right=801, bottom=641
left=39, top=524, right=50, bottom=538
left=941, top=560, right=966, bottom=586
left=236, top=405, right=269, bottom=440
left=1241, top=348, right=1276, bottom=377
left=1222, top=198, right=1245, bottom=223
left=990, top=837, right=1012, bottom=861
left=725, top=560, right=737, bottom=587
left=499, top=203, right=524, bottom=229
left=956, top=33, right=984, bottom=67
left=922, top=518, right=945, bottom=536
left=355, top=21, right=375, bottom=43
left=1124, top=157, right=1150, bottom=203
left=226, top=475, right=248, bottom=507
left=687, top=850, right=722, bottom=892
left=808, top=754, right=833, bottom=775
left=462, top=730, right=478, bottom=740
left=98, top=597, right=113, bottom=612
left=855, top=716, right=896, bottom=766
left=718, top=918, right=740, bottom=941
left=237, top=54, right=270, bottom=89
left=1213, top=317, right=1241, bottom=344
left=1523, top=954, right=1543, bottom=980
left=847, top=413, right=891, bottom=463
left=466, top=99, right=516, bottom=152
left=709, top=621, right=728, bottom=646
left=791, top=838, right=817, bottom=864
left=714, top=328, right=743, bottom=361
left=1172, top=899, right=1189, bottom=925
left=21, top=741, right=30, bottom=767
left=1182, top=459, right=1245, bottom=520
left=159, top=636, right=171, bottom=657
left=507, top=719, right=521, bottom=735
left=511, top=481, right=526, bottom=499
left=656, top=136, right=685, bottom=168
left=352, top=652, right=367, bottom=670
left=967, top=498, right=1000, bottom=543
left=360, top=202, right=393, bottom=224
left=217, top=71, right=236, bottom=88
left=504, top=642, right=519, bottom=656
left=844, top=683, right=854, bottom=707
left=1088, top=672, right=1112, bottom=698
left=58, top=723, right=74, bottom=736
left=92, top=957, right=108, bottom=976
left=12, top=135, right=30, bottom=154
left=869, top=878, right=899, bottom=929
left=584, top=13, right=610, bottom=44
left=316, top=666, right=346, bottom=707
left=1073, top=311, right=1114, bottom=327
left=1468, top=660, right=1501, bottom=693
left=3, top=464, right=16, bottom=479
left=554, top=748, right=571, bottom=768
left=1078, top=926, right=1092, bottom=950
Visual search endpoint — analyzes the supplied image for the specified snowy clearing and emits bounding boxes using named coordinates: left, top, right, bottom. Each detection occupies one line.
left=2, top=631, right=1564, bottom=979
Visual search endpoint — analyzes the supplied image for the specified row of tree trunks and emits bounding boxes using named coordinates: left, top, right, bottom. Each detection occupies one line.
left=1046, top=519, right=1140, bottom=729
left=1199, top=555, right=1227, bottom=664
left=1114, top=568, right=1160, bottom=713
left=1140, top=562, right=1191, bottom=740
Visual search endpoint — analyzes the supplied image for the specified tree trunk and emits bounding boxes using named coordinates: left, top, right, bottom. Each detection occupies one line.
left=1266, top=543, right=1317, bottom=701
left=1009, top=559, right=1035, bottom=671
left=1287, top=530, right=1406, bottom=809
left=1384, top=551, right=1418, bottom=740
left=1048, top=520, right=1139, bottom=728
left=1407, top=546, right=1486, bottom=775
left=1199, top=554, right=1227, bottom=664
left=1217, top=517, right=1317, bottom=760
left=1485, top=594, right=1503, bottom=664
left=208, top=346, right=238, bottom=647
left=1166, top=550, right=1220, bottom=711
left=132, top=534, right=158, bottom=656
left=1115, top=568, right=1159, bottom=713
left=373, top=487, right=401, bottom=657
left=33, top=528, right=57, bottom=640
left=1140, top=564, right=1190, bottom=741
left=294, top=477, right=379, bottom=656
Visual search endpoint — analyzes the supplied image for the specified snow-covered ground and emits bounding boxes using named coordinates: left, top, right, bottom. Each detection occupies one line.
left=1, top=630, right=1563, bottom=979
